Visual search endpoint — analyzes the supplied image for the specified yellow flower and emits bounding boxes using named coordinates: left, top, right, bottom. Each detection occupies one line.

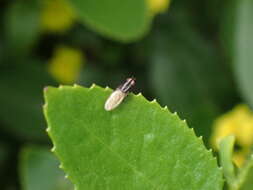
left=48, top=46, right=84, bottom=84
left=146, top=0, right=170, bottom=15
left=210, top=104, right=253, bottom=167
left=211, top=105, right=253, bottom=148
left=41, top=0, right=75, bottom=33
left=233, top=150, right=250, bottom=168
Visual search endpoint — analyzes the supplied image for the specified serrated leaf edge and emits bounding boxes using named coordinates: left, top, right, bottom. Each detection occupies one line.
left=43, top=84, right=223, bottom=190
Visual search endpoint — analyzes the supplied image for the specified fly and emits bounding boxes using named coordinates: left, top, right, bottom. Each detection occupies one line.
left=104, top=77, right=135, bottom=111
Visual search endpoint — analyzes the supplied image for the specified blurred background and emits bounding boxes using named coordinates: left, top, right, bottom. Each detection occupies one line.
left=0, top=0, right=253, bottom=189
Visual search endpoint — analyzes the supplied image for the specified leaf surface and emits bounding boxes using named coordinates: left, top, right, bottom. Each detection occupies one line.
left=20, top=145, right=73, bottom=190
left=218, top=136, right=253, bottom=190
left=219, top=136, right=236, bottom=187
left=148, top=15, right=235, bottom=141
left=4, top=0, right=41, bottom=58
left=233, top=0, right=253, bottom=107
left=44, top=85, right=223, bottom=190
left=241, top=159, right=253, bottom=190
left=68, top=0, right=150, bottom=41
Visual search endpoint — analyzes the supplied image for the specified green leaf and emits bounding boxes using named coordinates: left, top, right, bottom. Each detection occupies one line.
left=4, top=0, right=41, bottom=58
left=219, top=136, right=253, bottom=190
left=233, top=0, right=253, bottom=107
left=0, top=42, right=3, bottom=65
left=0, top=143, right=9, bottom=171
left=20, top=145, right=73, bottom=190
left=44, top=84, right=223, bottom=190
left=148, top=15, right=235, bottom=141
left=0, top=143, right=10, bottom=188
left=220, top=0, right=238, bottom=58
left=241, top=156, right=253, bottom=190
left=219, top=136, right=236, bottom=188
left=68, top=0, right=150, bottom=42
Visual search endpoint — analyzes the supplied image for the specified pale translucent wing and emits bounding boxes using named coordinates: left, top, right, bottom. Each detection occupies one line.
left=104, top=90, right=126, bottom=111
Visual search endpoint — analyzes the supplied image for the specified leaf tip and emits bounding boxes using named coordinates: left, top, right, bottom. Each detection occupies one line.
left=207, top=148, right=214, bottom=154
left=73, top=83, right=81, bottom=88
left=43, top=103, right=48, bottom=109
left=151, top=99, right=157, bottom=104
left=51, top=146, right=56, bottom=152
left=104, top=86, right=111, bottom=91
left=46, top=127, right=50, bottom=133
left=207, top=149, right=216, bottom=160
left=90, top=83, right=96, bottom=89
left=182, top=119, right=188, bottom=126
left=189, top=128, right=196, bottom=136
left=162, top=105, right=168, bottom=111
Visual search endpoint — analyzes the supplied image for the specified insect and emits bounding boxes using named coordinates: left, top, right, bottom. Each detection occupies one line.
left=104, top=77, right=136, bottom=111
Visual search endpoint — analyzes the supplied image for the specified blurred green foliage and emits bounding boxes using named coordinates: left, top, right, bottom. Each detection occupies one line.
left=219, top=136, right=253, bottom=190
left=4, top=0, right=41, bottom=59
left=0, top=0, right=252, bottom=189
left=233, top=0, right=253, bottom=108
left=68, top=0, right=150, bottom=41
left=19, top=145, right=73, bottom=190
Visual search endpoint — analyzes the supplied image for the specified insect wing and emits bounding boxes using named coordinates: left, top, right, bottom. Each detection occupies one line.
left=104, top=90, right=126, bottom=111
